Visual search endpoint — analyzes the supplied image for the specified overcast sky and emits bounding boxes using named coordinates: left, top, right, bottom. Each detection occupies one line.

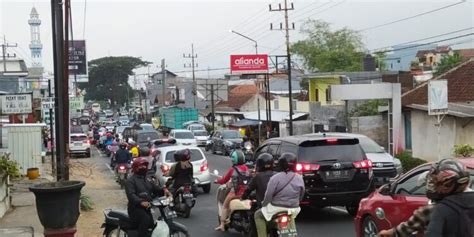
left=1, top=0, right=473, bottom=80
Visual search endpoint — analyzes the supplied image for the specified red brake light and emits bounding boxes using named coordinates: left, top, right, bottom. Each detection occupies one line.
left=353, top=160, right=373, bottom=169
left=276, top=214, right=290, bottom=229
left=119, top=165, right=126, bottom=170
left=295, top=162, right=320, bottom=173
left=326, top=138, right=338, bottom=144
left=161, top=164, right=170, bottom=173
left=200, top=160, right=208, bottom=172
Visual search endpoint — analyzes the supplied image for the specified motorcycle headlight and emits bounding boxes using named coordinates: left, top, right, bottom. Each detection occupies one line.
left=245, top=144, right=252, bottom=150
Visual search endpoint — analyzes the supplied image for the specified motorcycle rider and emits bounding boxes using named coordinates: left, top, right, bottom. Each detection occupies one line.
left=254, top=152, right=305, bottom=237
left=129, top=141, right=139, bottom=158
left=112, top=142, right=132, bottom=168
left=379, top=158, right=474, bottom=237
left=125, top=157, right=171, bottom=237
left=214, top=149, right=250, bottom=231
left=241, top=153, right=275, bottom=206
left=167, top=149, right=194, bottom=195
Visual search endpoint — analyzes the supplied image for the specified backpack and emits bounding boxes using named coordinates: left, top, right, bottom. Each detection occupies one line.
left=231, top=166, right=251, bottom=192
left=439, top=197, right=474, bottom=237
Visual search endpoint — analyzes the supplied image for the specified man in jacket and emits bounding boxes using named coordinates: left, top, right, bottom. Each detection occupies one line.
left=241, top=152, right=275, bottom=207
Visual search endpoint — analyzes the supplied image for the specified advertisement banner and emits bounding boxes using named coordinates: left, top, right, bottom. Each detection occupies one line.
left=428, top=80, right=448, bottom=115
left=69, top=97, right=84, bottom=111
left=230, top=54, right=268, bottom=74
left=0, top=94, right=33, bottom=114
left=68, top=40, right=87, bottom=75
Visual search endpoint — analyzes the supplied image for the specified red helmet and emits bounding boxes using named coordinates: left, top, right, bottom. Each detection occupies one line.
left=132, top=157, right=149, bottom=174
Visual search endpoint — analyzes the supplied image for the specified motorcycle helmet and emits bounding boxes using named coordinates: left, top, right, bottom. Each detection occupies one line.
left=139, top=147, right=150, bottom=157
left=277, top=152, right=297, bottom=172
left=425, top=158, right=470, bottom=201
left=132, top=157, right=149, bottom=175
left=242, top=136, right=249, bottom=142
left=231, top=150, right=246, bottom=165
left=119, top=142, right=127, bottom=150
left=174, top=149, right=191, bottom=162
left=256, top=153, right=274, bottom=172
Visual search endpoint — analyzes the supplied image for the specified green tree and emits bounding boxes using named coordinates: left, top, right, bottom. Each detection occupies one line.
left=374, top=51, right=387, bottom=71
left=79, top=56, right=150, bottom=106
left=292, top=20, right=365, bottom=72
left=434, top=52, right=462, bottom=76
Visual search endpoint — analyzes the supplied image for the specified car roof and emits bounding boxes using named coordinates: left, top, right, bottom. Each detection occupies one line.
left=266, top=133, right=359, bottom=145
left=172, top=129, right=192, bottom=132
left=322, top=132, right=367, bottom=138
left=193, top=130, right=207, bottom=133
left=137, top=130, right=158, bottom=134
left=157, top=145, right=203, bottom=153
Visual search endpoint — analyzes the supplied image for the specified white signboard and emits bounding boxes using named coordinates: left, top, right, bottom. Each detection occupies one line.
left=0, top=94, right=33, bottom=114
left=428, top=80, right=448, bottom=115
left=69, top=97, right=84, bottom=110
left=41, top=97, right=55, bottom=110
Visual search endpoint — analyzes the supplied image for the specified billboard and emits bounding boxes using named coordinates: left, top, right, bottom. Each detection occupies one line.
left=428, top=80, right=448, bottom=115
left=0, top=94, right=33, bottom=114
left=68, top=40, right=88, bottom=77
left=230, top=54, right=268, bottom=74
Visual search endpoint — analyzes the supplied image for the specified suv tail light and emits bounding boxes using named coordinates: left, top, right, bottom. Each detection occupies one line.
left=200, top=160, right=208, bottom=172
left=353, top=160, right=373, bottom=169
left=275, top=214, right=290, bottom=229
left=295, top=162, right=320, bottom=173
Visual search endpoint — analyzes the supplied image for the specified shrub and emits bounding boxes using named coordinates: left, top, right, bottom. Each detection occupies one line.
left=453, top=144, right=474, bottom=158
left=395, top=151, right=428, bottom=173
left=80, top=193, right=94, bottom=211
left=0, top=154, right=21, bottom=178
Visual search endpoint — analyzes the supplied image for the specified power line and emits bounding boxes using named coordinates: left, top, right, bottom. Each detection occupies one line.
left=358, top=0, right=466, bottom=32
left=294, top=1, right=346, bottom=23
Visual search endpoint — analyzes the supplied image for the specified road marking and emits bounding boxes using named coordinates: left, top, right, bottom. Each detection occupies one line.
left=331, top=206, right=348, bottom=214
left=105, top=164, right=115, bottom=175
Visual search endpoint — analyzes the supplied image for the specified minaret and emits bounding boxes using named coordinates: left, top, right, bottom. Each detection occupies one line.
left=28, top=7, right=43, bottom=68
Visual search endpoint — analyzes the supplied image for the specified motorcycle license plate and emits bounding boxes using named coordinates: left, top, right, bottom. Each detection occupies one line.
left=165, top=209, right=178, bottom=218
left=277, top=228, right=297, bottom=237
left=182, top=193, right=193, bottom=198
left=118, top=169, right=127, bottom=173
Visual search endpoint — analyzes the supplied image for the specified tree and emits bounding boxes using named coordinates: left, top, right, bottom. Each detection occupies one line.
left=292, top=20, right=365, bottom=72
left=79, top=56, right=150, bottom=107
left=434, top=52, right=462, bottom=76
left=374, top=51, right=387, bottom=71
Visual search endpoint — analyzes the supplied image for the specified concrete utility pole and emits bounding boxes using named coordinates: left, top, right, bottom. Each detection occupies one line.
left=183, top=44, right=198, bottom=108
left=161, top=59, right=166, bottom=107
left=1, top=36, right=17, bottom=72
left=270, top=0, right=295, bottom=135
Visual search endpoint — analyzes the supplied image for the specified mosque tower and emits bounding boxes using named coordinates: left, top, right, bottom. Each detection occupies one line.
left=28, top=7, right=43, bottom=68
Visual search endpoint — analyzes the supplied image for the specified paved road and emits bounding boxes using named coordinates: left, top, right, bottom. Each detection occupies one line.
left=90, top=146, right=356, bottom=237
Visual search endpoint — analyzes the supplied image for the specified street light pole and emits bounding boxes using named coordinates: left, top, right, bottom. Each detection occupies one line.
left=230, top=30, right=261, bottom=144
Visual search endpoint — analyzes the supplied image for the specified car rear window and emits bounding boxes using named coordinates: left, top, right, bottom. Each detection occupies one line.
left=137, top=132, right=160, bottom=142
left=298, top=139, right=366, bottom=162
left=222, top=130, right=241, bottom=139
left=175, top=132, right=194, bottom=139
left=165, top=149, right=204, bottom=162
left=71, top=135, right=87, bottom=141
left=193, top=131, right=208, bottom=136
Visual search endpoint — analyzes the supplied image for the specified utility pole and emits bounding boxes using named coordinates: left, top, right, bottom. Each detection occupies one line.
left=161, top=59, right=166, bottom=107
left=1, top=36, right=17, bottom=72
left=183, top=44, right=198, bottom=108
left=270, top=0, right=295, bottom=135
left=210, top=84, right=215, bottom=131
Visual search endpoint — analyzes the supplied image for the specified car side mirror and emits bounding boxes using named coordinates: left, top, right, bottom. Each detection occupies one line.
left=379, top=184, right=392, bottom=196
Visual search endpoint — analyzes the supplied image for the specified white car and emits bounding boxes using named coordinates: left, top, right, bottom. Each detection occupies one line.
left=187, top=123, right=205, bottom=132
left=192, top=130, right=208, bottom=147
left=140, top=123, right=155, bottom=131
left=116, top=126, right=130, bottom=141
left=154, top=145, right=211, bottom=193
left=169, top=129, right=197, bottom=146
left=69, top=133, right=91, bottom=157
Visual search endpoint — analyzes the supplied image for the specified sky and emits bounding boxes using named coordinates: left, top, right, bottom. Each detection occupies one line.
left=1, top=0, right=473, bottom=81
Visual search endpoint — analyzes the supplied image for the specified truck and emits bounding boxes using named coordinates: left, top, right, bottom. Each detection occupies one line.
left=160, top=107, right=198, bottom=133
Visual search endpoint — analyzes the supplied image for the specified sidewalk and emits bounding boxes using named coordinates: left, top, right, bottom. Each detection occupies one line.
left=0, top=157, right=55, bottom=236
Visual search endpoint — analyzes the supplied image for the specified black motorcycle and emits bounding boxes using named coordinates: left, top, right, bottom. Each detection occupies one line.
left=171, top=183, right=196, bottom=218
left=101, top=196, right=189, bottom=237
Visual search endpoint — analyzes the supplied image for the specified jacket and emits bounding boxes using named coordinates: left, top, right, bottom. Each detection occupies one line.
left=425, top=191, right=474, bottom=237
left=169, top=162, right=194, bottom=189
left=395, top=204, right=433, bottom=237
left=241, top=170, right=274, bottom=206
left=262, top=171, right=305, bottom=208
left=115, top=148, right=131, bottom=164
left=125, top=173, right=165, bottom=208
left=216, top=164, right=249, bottom=195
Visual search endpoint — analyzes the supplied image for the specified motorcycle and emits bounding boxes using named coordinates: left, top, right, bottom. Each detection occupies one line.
left=171, top=183, right=196, bottom=218
left=101, top=196, right=189, bottom=237
left=243, top=141, right=254, bottom=162
left=115, top=163, right=130, bottom=189
left=205, top=137, right=213, bottom=152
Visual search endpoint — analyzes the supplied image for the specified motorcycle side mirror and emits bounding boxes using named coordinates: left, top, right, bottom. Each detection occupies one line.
left=213, top=170, right=219, bottom=176
left=379, top=183, right=392, bottom=196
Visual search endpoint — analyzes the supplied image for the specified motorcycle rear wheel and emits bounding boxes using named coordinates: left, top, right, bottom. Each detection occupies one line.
left=105, top=227, right=127, bottom=237
left=170, top=231, right=189, bottom=237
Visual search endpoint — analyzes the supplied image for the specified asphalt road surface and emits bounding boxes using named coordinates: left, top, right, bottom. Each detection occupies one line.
left=90, top=146, right=357, bottom=237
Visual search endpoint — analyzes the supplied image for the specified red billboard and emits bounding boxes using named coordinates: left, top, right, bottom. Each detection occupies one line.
left=230, top=54, right=268, bottom=74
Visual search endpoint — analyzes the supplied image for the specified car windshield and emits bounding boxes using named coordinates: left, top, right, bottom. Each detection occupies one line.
left=140, top=124, right=154, bottom=131
left=298, top=139, right=365, bottom=162
left=137, top=132, right=160, bottom=142
left=189, top=125, right=205, bottom=131
left=71, top=135, right=87, bottom=142
left=165, top=149, right=204, bottom=162
left=357, top=137, right=385, bottom=153
left=119, top=116, right=128, bottom=120
left=175, top=132, right=195, bottom=139
left=222, top=130, right=241, bottom=139
left=193, top=131, right=208, bottom=136
left=116, top=126, right=128, bottom=133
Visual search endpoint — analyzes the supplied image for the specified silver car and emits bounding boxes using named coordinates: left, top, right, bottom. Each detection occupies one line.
left=192, top=130, right=209, bottom=146
left=154, top=145, right=211, bottom=193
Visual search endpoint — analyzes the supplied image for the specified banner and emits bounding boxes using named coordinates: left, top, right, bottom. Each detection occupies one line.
left=0, top=94, right=33, bottom=114
left=230, top=54, right=268, bottom=74
left=68, top=40, right=87, bottom=75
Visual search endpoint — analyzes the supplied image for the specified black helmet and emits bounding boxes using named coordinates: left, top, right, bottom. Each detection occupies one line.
left=139, top=147, right=150, bottom=157
left=242, top=136, right=249, bottom=142
left=256, top=153, right=274, bottom=172
left=174, top=149, right=191, bottom=162
left=277, top=152, right=297, bottom=172
left=425, top=158, right=471, bottom=201
left=119, top=143, right=127, bottom=150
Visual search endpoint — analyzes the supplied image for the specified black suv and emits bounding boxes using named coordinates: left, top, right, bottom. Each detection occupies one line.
left=254, top=134, right=375, bottom=216
left=211, top=130, right=243, bottom=156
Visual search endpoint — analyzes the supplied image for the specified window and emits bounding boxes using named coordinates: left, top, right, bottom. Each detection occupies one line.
left=274, top=100, right=279, bottom=110
left=267, top=144, right=280, bottom=156
left=314, top=89, right=320, bottom=102
left=165, top=149, right=203, bottom=162
left=174, top=131, right=194, bottom=139
left=255, top=145, right=268, bottom=157
left=222, top=130, right=241, bottom=139
left=325, top=88, right=331, bottom=102
left=292, top=100, right=297, bottom=110
left=279, top=142, right=298, bottom=155
left=395, top=170, right=429, bottom=196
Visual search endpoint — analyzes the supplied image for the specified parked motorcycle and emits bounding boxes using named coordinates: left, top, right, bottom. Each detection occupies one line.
left=101, top=196, right=189, bottom=237
left=171, top=183, right=196, bottom=218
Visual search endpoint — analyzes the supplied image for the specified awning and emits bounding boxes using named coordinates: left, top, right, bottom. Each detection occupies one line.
left=230, top=119, right=260, bottom=127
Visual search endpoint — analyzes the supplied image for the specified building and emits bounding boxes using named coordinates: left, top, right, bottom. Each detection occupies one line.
left=415, top=46, right=453, bottom=70
left=0, top=59, right=29, bottom=93
left=457, top=48, right=474, bottom=62
left=401, top=58, right=474, bottom=161
left=384, top=44, right=438, bottom=71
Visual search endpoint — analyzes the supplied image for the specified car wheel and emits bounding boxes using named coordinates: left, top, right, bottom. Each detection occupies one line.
left=346, top=204, right=358, bottom=217
left=362, top=216, right=379, bottom=237
left=202, top=184, right=211, bottom=194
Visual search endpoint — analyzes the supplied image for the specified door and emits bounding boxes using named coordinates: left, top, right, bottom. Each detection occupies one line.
left=404, top=112, right=412, bottom=150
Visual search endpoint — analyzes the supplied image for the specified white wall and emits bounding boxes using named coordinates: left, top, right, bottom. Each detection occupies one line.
left=271, top=96, right=310, bottom=113
left=240, top=94, right=266, bottom=112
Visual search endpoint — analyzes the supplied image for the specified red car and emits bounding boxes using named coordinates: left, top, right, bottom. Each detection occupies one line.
left=354, top=158, right=474, bottom=237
